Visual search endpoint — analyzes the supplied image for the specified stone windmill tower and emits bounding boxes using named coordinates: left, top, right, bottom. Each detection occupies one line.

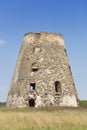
left=7, top=32, right=78, bottom=108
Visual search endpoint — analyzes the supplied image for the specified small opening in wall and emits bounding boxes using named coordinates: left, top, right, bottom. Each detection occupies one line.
left=31, top=63, right=39, bottom=72
left=29, top=98, right=35, bottom=107
left=36, top=33, right=40, bottom=38
left=69, top=65, right=71, bottom=69
left=64, top=49, right=67, bottom=56
left=30, top=83, right=36, bottom=90
left=64, top=49, right=66, bottom=53
left=32, top=67, right=38, bottom=72
left=55, top=81, right=61, bottom=93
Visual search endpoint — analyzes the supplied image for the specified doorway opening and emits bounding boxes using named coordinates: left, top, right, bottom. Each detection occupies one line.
left=29, top=98, right=35, bottom=107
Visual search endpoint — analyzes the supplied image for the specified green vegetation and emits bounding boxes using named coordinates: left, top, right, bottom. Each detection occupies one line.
left=0, top=101, right=87, bottom=130
left=0, top=102, right=6, bottom=106
left=79, top=100, right=87, bottom=108
left=0, top=107, right=87, bottom=130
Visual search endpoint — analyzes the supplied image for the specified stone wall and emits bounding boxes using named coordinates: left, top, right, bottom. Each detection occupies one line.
left=7, top=32, right=78, bottom=108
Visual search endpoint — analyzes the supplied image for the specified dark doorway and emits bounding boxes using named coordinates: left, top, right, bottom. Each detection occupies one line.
left=55, top=81, right=61, bottom=93
left=30, top=83, right=36, bottom=90
left=29, top=99, right=35, bottom=107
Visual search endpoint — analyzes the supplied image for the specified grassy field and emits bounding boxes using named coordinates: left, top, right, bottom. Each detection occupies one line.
left=0, top=101, right=87, bottom=130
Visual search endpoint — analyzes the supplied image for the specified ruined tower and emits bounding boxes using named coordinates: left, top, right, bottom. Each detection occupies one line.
left=7, top=32, right=78, bottom=108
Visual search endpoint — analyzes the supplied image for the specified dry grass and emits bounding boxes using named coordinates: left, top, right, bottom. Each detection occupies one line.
left=0, top=107, right=87, bottom=130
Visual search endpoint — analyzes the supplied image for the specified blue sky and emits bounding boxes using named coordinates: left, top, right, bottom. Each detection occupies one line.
left=0, top=0, right=87, bottom=102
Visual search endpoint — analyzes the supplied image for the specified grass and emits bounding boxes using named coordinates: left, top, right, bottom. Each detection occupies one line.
left=0, top=107, right=87, bottom=130
left=0, top=101, right=87, bottom=130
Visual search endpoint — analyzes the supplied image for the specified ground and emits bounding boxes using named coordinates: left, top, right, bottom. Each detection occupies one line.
left=0, top=101, right=87, bottom=130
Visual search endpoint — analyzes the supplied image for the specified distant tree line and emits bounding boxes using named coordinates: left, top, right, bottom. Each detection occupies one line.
left=79, top=100, right=87, bottom=108
left=0, top=102, right=6, bottom=106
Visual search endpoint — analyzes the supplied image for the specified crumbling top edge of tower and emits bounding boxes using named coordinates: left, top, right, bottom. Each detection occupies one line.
left=23, top=32, right=65, bottom=47
left=24, top=32, right=64, bottom=39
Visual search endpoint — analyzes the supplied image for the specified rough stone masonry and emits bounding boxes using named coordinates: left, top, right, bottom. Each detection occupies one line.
left=7, top=32, right=78, bottom=108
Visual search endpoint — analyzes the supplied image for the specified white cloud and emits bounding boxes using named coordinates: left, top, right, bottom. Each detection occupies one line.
left=0, top=40, right=7, bottom=45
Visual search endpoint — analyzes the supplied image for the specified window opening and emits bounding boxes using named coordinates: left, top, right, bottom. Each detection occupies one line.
left=55, top=81, right=61, bottom=93
left=32, top=67, right=38, bottom=72
left=31, top=63, right=39, bottom=72
left=30, top=83, right=36, bottom=90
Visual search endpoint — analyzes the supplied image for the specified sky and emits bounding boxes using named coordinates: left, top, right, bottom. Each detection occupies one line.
left=0, top=0, right=87, bottom=102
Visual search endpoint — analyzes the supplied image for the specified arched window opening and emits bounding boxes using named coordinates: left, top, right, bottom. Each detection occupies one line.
left=55, top=81, right=61, bottom=93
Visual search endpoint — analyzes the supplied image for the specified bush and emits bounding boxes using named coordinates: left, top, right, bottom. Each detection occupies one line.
left=0, top=102, right=6, bottom=107
left=79, top=100, right=87, bottom=108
